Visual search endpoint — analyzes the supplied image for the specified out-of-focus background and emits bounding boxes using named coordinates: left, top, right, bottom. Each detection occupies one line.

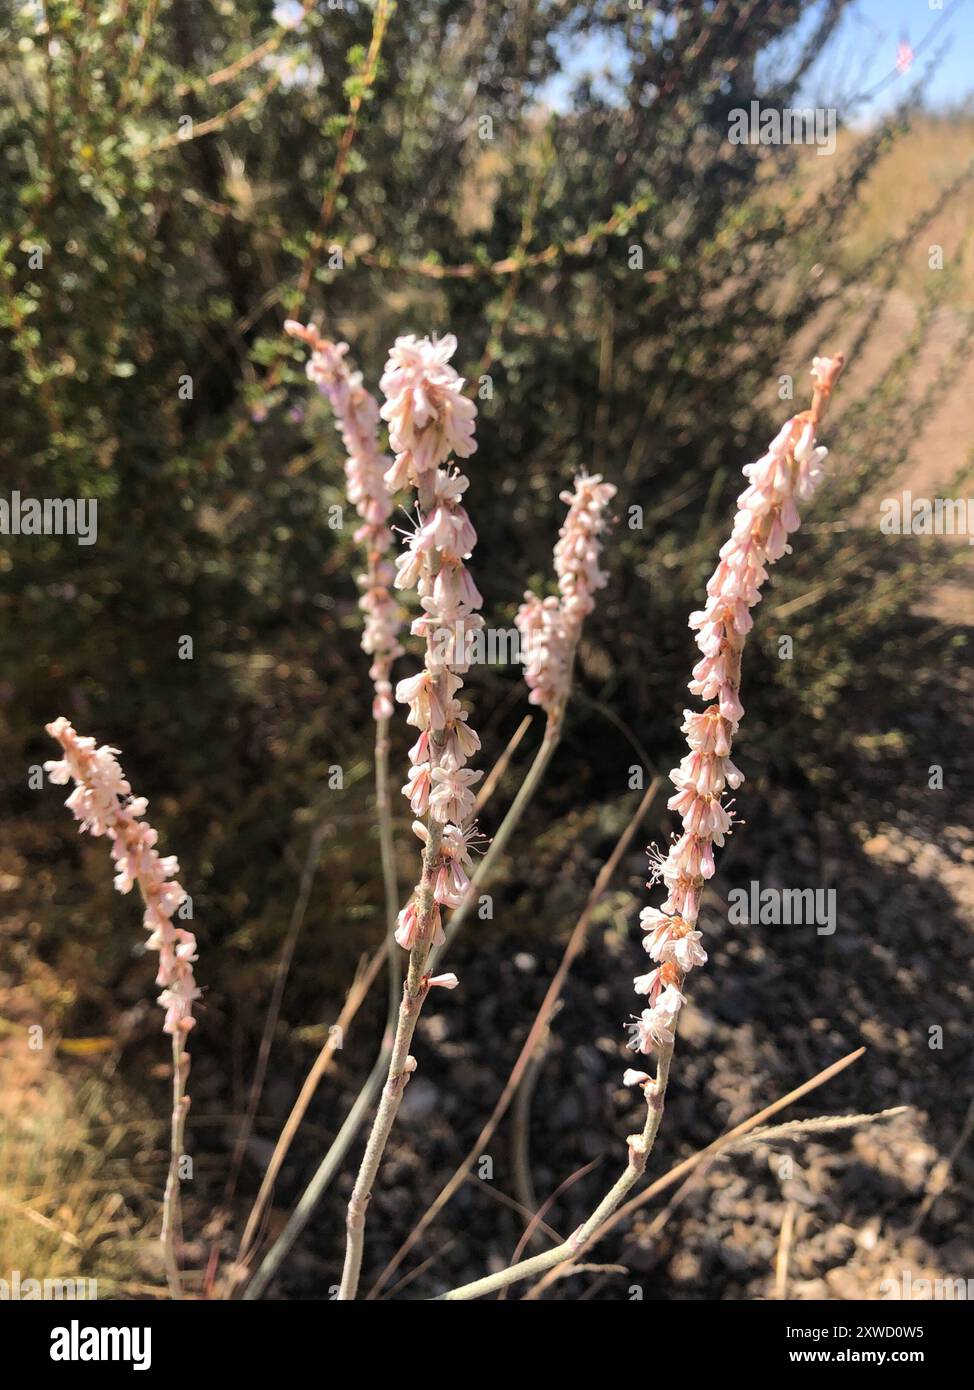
left=1, top=0, right=972, bottom=1300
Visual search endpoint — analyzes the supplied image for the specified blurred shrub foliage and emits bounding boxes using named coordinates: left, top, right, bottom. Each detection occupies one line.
left=1, top=1, right=970, bottom=1030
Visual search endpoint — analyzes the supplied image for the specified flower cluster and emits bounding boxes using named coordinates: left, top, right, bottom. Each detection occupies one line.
left=380, top=334, right=477, bottom=486
left=627, top=355, right=845, bottom=1077
left=380, top=334, right=483, bottom=952
left=285, top=320, right=404, bottom=721
left=44, top=717, right=199, bottom=1036
left=515, top=472, right=617, bottom=722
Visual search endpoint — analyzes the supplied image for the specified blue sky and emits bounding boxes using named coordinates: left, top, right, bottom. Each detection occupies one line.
left=271, top=0, right=973, bottom=120
left=784, top=0, right=974, bottom=117
left=542, top=0, right=974, bottom=121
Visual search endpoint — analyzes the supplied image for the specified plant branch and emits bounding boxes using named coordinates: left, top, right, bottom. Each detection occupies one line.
left=235, top=946, right=386, bottom=1291
left=437, top=1045, right=866, bottom=1300
left=435, top=1044, right=675, bottom=1301
left=368, top=776, right=661, bottom=1297
left=239, top=719, right=552, bottom=1296
left=161, top=1032, right=189, bottom=1299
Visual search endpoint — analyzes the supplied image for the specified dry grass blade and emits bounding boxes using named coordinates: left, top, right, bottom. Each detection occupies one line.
left=733, top=1105, right=910, bottom=1152
left=520, top=1046, right=868, bottom=1300
left=774, top=1201, right=798, bottom=1301
left=906, top=1095, right=974, bottom=1238
left=474, top=715, right=532, bottom=811
left=233, top=945, right=386, bottom=1277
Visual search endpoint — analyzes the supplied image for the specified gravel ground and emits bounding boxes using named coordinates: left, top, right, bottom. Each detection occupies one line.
left=4, top=579, right=970, bottom=1303
left=224, top=647, right=974, bottom=1302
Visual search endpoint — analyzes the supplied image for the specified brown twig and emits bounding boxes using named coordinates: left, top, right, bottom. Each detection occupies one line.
left=219, top=823, right=332, bottom=1258
left=204, top=1, right=316, bottom=89
left=773, top=1200, right=798, bottom=1300
left=906, top=1095, right=974, bottom=1238
left=233, top=945, right=386, bottom=1279
left=499, top=1158, right=601, bottom=1300
left=474, top=716, right=532, bottom=812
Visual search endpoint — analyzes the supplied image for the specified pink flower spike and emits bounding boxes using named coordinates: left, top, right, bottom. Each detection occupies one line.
left=285, top=322, right=404, bottom=723
left=515, top=472, right=616, bottom=723
left=629, top=353, right=845, bottom=1056
left=45, top=718, right=199, bottom=1038
left=379, top=334, right=484, bottom=992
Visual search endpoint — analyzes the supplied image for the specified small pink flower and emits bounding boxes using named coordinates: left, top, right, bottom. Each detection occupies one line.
left=395, top=901, right=420, bottom=950
left=434, top=562, right=482, bottom=611
left=395, top=897, right=444, bottom=950
left=718, top=683, right=744, bottom=724
left=429, top=766, right=483, bottom=825
left=672, top=931, right=707, bottom=972
left=633, top=967, right=662, bottom=997
left=628, top=984, right=685, bottom=1054
left=402, top=762, right=432, bottom=816
left=433, top=857, right=470, bottom=908
left=395, top=670, right=446, bottom=731
left=623, top=1068, right=653, bottom=1088
left=415, top=505, right=477, bottom=559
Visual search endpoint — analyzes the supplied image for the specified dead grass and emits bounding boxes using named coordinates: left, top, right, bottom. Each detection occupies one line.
left=0, top=1032, right=165, bottom=1296
left=785, top=114, right=974, bottom=303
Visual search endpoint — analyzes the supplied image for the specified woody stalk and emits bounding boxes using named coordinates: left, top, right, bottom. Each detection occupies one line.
left=338, top=333, right=481, bottom=1300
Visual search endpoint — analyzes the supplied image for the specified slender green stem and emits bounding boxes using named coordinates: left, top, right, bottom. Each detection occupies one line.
left=337, top=963, right=429, bottom=1299
left=434, top=1044, right=674, bottom=1300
